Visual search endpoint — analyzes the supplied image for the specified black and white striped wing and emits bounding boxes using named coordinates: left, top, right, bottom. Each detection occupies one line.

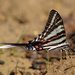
left=41, top=10, right=68, bottom=50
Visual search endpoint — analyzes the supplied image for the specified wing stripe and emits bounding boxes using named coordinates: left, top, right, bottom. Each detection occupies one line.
left=43, top=37, right=66, bottom=46
left=43, top=33, right=65, bottom=45
left=43, top=21, right=63, bottom=37
left=47, top=30, right=65, bottom=41
left=43, top=39, right=66, bottom=47
left=0, top=43, right=27, bottom=49
left=50, top=12, right=57, bottom=26
left=43, top=42, right=67, bottom=50
left=0, top=45, right=15, bottom=48
left=42, top=12, right=57, bottom=37
left=55, top=19, right=63, bottom=26
left=42, top=30, right=65, bottom=44
left=44, top=25, right=64, bottom=40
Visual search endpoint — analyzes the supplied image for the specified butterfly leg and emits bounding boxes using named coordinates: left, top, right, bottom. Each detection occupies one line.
left=62, top=45, right=72, bottom=59
left=61, top=48, right=66, bottom=59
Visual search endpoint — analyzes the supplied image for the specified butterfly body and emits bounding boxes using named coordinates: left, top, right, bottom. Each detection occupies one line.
left=26, top=40, right=44, bottom=51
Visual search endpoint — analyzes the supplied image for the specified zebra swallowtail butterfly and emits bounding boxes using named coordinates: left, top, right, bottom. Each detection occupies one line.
left=0, top=10, right=68, bottom=51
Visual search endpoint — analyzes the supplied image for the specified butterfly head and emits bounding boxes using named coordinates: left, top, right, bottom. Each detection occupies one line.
left=25, top=40, right=44, bottom=51
left=25, top=41, right=36, bottom=50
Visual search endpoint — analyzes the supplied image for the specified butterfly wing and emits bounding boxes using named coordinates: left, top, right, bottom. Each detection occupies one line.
left=33, top=10, right=66, bottom=40
left=28, top=10, right=68, bottom=51
left=41, top=10, right=68, bottom=50
left=32, top=10, right=59, bottom=41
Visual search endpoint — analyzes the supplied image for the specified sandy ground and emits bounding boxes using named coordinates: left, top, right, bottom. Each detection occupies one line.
left=0, top=0, right=75, bottom=75
left=0, top=49, right=75, bottom=75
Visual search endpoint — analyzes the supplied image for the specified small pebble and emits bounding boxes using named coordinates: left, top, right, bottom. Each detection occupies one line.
left=0, top=60, right=5, bottom=65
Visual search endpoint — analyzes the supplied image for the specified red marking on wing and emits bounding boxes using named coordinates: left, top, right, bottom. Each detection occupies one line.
left=43, top=34, right=63, bottom=44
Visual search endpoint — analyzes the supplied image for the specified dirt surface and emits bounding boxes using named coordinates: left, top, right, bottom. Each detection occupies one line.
left=0, top=0, right=75, bottom=75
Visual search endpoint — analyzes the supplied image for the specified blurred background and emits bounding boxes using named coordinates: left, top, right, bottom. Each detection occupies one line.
left=0, top=0, right=75, bottom=75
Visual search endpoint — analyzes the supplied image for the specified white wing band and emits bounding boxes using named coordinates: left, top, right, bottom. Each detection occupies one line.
left=0, top=45, right=16, bottom=49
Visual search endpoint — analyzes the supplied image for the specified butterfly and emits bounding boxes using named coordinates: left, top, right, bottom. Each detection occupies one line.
left=0, top=10, right=68, bottom=51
